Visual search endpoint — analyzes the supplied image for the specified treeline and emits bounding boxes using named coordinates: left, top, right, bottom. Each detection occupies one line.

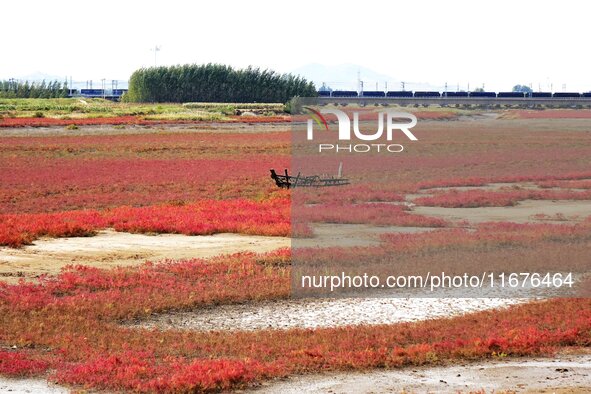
left=0, top=80, right=69, bottom=98
left=125, top=64, right=316, bottom=103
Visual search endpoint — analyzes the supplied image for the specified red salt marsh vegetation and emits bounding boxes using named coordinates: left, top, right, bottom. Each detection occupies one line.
left=0, top=110, right=590, bottom=392
left=413, top=188, right=591, bottom=208
left=0, top=250, right=589, bottom=392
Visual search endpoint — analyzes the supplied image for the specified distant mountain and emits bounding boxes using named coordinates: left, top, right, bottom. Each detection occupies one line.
left=290, top=63, right=391, bottom=91
left=290, top=63, right=444, bottom=92
left=13, top=72, right=68, bottom=83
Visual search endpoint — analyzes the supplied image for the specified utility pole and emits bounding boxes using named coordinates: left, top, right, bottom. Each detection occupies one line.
left=401, top=81, right=405, bottom=91
left=101, top=78, right=106, bottom=99
left=152, top=45, right=161, bottom=67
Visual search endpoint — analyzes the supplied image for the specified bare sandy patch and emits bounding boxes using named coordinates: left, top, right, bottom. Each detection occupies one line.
left=131, top=297, right=523, bottom=332
left=0, top=224, right=439, bottom=283
left=248, top=355, right=591, bottom=394
left=0, top=377, right=67, bottom=394
left=411, top=200, right=591, bottom=224
left=0, top=230, right=289, bottom=283
left=298, top=224, right=440, bottom=248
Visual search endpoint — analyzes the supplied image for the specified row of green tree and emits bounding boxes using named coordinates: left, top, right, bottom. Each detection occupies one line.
left=125, top=64, right=316, bottom=103
left=0, top=80, right=69, bottom=98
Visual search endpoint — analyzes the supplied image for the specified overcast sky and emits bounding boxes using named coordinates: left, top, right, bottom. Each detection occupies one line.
left=2, top=0, right=589, bottom=92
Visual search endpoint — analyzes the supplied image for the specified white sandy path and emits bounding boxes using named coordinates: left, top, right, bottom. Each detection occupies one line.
left=0, top=378, right=67, bottom=394
left=248, top=354, right=591, bottom=393
left=133, top=297, right=525, bottom=331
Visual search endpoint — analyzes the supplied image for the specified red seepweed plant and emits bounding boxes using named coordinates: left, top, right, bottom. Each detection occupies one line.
left=0, top=197, right=290, bottom=247
left=0, top=250, right=588, bottom=392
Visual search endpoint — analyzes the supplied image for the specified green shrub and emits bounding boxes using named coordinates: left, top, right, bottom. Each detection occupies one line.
left=284, top=96, right=302, bottom=114
left=127, top=63, right=316, bottom=103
